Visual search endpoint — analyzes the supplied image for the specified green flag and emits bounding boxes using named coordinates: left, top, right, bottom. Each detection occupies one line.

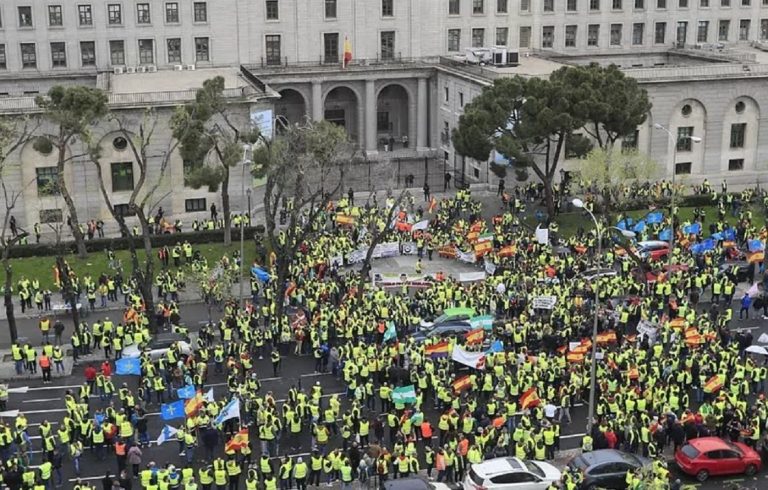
left=391, top=385, right=417, bottom=405
left=383, top=321, right=397, bottom=342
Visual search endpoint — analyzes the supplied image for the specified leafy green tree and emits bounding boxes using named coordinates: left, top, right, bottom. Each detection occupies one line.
left=452, top=75, right=591, bottom=218
left=254, top=120, right=351, bottom=320
left=171, top=76, right=259, bottom=246
left=35, top=86, right=109, bottom=258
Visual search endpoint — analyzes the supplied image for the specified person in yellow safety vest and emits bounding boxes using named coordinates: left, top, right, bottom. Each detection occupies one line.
left=225, top=456, right=241, bottom=489
left=396, top=453, right=410, bottom=479
left=339, top=459, right=354, bottom=490
left=293, top=456, right=308, bottom=490
left=245, top=468, right=259, bottom=490
left=309, top=450, right=323, bottom=486
left=140, top=463, right=155, bottom=488
left=213, top=460, right=227, bottom=489
left=581, top=433, right=594, bottom=452
left=198, top=465, right=213, bottom=490
left=279, top=456, right=293, bottom=490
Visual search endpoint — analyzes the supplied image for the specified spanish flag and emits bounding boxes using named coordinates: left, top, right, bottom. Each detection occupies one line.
left=425, top=340, right=450, bottom=359
left=596, top=331, right=617, bottom=344
left=669, top=317, right=686, bottom=328
left=474, top=240, right=493, bottom=258
left=225, top=428, right=249, bottom=453
left=452, top=375, right=472, bottom=393
left=703, top=374, right=724, bottom=394
left=519, top=388, right=540, bottom=409
left=498, top=245, right=516, bottom=257
left=627, top=367, right=639, bottom=380
left=465, top=328, right=484, bottom=345
left=185, top=392, right=205, bottom=417
left=566, top=352, right=584, bottom=363
left=748, top=251, right=765, bottom=264
left=684, top=327, right=701, bottom=346
left=343, top=37, right=352, bottom=68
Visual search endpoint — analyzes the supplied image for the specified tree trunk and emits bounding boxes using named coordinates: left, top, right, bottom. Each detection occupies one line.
left=4, top=258, right=17, bottom=343
left=57, top=153, right=87, bottom=259
left=543, top=178, right=556, bottom=220
left=221, top=166, right=232, bottom=246
left=137, top=213, right=157, bottom=332
left=55, top=255, right=80, bottom=331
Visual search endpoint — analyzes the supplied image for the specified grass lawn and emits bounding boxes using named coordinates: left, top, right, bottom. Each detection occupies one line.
left=0, top=241, right=261, bottom=291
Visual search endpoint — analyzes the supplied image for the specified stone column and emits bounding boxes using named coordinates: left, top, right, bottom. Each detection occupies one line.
left=311, top=80, right=323, bottom=122
left=417, top=77, right=428, bottom=150
left=365, top=79, right=378, bottom=154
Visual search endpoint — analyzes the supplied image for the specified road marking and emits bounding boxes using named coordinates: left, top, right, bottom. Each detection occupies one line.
left=22, top=398, right=63, bottom=404
left=560, top=433, right=586, bottom=439
left=300, top=372, right=330, bottom=378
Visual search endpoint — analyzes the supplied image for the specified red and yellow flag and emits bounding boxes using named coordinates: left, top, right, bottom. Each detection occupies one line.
left=336, top=214, right=355, bottom=227
left=465, top=328, right=484, bottom=345
left=519, top=388, right=540, bottom=409
left=684, top=327, right=701, bottom=346
left=566, top=352, right=584, bottom=363
left=452, top=375, right=472, bottom=394
left=474, top=241, right=493, bottom=258
left=627, top=367, right=639, bottom=380
left=428, top=197, right=437, bottom=214
left=343, top=37, right=352, bottom=68
left=425, top=340, right=450, bottom=359
left=596, top=331, right=617, bottom=344
left=498, top=245, right=517, bottom=257
left=748, top=251, right=765, bottom=264
left=225, top=428, right=249, bottom=453
left=185, top=392, right=204, bottom=417
left=703, top=374, right=724, bottom=394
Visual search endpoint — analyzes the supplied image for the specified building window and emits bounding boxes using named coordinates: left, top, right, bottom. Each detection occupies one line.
left=167, top=38, right=181, bottom=63
left=50, top=42, right=67, bottom=68
left=728, top=158, right=744, bottom=171
left=621, top=130, right=639, bottom=150
left=110, top=40, right=125, bottom=65
left=544, top=0, right=555, bottom=11
left=521, top=0, right=531, bottom=10
left=0, top=45, right=6, bottom=70
left=633, top=23, right=645, bottom=44
left=722, top=0, right=730, bottom=5
left=636, top=0, right=645, bottom=8
left=380, top=31, right=395, bottom=60
left=655, top=22, right=667, bottom=43
left=675, top=162, right=692, bottom=174
left=48, top=5, right=63, bottom=26
left=136, top=3, right=151, bottom=23
left=473, top=0, right=484, bottom=14
left=111, top=162, right=134, bottom=192
left=496, top=27, right=509, bottom=45
left=588, top=24, right=600, bottom=46
left=324, top=33, right=339, bottom=63
left=113, top=204, right=135, bottom=217
left=730, top=123, right=746, bottom=148
left=739, top=19, right=751, bottom=40
left=459, top=92, right=464, bottom=106
left=195, top=37, right=209, bottom=62
left=611, top=24, right=623, bottom=45
left=36, top=167, right=59, bottom=196
left=701, top=0, right=709, bottom=5
left=382, top=0, right=394, bottom=16
left=108, top=4, right=122, bottom=25
left=567, top=0, right=578, bottom=10
left=542, top=26, right=554, bottom=48
left=185, top=198, right=207, bottom=212
left=80, top=41, right=95, bottom=66
left=565, top=25, right=577, bottom=47
left=472, top=28, right=485, bottom=47
left=680, top=0, right=688, bottom=6
left=325, top=0, right=337, bottom=18
left=448, top=29, right=461, bottom=51
left=657, top=0, right=667, bottom=6
left=193, top=2, right=207, bottom=22
left=761, top=19, right=768, bottom=40
left=40, top=209, right=63, bottom=223
left=444, top=86, right=449, bottom=102
left=78, top=5, right=93, bottom=26
left=266, top=0, right=279, bottom=20
left=165, top=2, right=179, bottom=23
left=590, top=0, right=600, bottom=9
left=266, top=35, right=281, bottom=65
left=719, top=20, right=730, bottom=40
left=520, top=26, right=532, bottom=47
left=698, top=20, right=709, bottom=41
left=497, top=0, right=508, bottom=13
left=138, top=39, right=154, bottom=64
left=743, top=0, right=751, bottom=4
left=377, top=111, right=390, bottom=132
left=21, top=43, right=37, bottom=68
left=449, top=0, right=461, bottom=14
left=18, top=7, right=33, bottom=27
left=613, top=0, right=623, bottom=8
left=677, top=126, right=694, bottom=151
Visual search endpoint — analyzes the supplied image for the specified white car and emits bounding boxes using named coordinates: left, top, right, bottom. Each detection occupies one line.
left=463, top=457, right=561, bottom=490
left=122, top=333, right=193, bottom=361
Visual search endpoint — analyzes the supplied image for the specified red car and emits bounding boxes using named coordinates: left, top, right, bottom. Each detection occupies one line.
left=675, top=437, right=762, bottom=482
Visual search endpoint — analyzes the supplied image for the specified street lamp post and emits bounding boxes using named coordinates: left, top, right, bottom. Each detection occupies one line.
left=653, top=123, right=702, bottom=266
left=239, top=144, right=253, bottom=307
left=572, top=198, right=635, bottom=433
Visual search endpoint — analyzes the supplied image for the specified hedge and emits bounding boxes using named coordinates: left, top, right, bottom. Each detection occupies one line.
left=8, top=225, right=266, bottom=259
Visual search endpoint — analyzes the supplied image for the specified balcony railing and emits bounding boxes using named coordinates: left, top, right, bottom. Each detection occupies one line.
left=247, top=54, right=440, bottom=73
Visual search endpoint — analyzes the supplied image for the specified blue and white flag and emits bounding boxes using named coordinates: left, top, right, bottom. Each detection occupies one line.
left=748, top=239, right=765, bottom=252
left=632, top=220, right=646, bottom=233
left=156, top=425, right=178, bottom=445
left=659, top=228, right=672, bottom=241
left=383, top=321, right=397, bottom=342
left=487, top=340, right=504, bottom=354
left=160, top=400, right=185, bottom=421
left=176, top=385, right=196, bottom=400
left=645, top=211, right=664, bottom=225
left=251, top=266, right=271, bottom=282
left=115, top=358, right=141, bottom=376
left=213, top=397, right=241, bottom=425
left=683, top=223, right=702, bottom=235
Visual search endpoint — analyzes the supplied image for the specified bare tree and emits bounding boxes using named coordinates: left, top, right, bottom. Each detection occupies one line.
left=90, top=109, right=177, bottom=331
